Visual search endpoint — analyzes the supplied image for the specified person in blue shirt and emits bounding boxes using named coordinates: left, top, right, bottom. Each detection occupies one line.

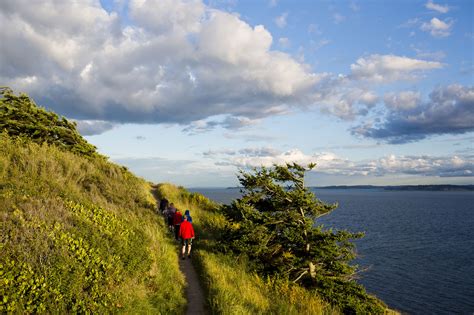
left=183, top=209, right=193, bottom=223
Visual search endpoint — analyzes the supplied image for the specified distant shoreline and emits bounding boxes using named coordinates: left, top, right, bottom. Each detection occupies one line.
left=313, top=185, right=474, bottom=191
left=210, top=185, right=474, bottom=192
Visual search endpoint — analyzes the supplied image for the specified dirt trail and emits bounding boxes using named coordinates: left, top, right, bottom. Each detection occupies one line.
left=152, top=188, right=207, bottom=314
left=179, top=257, right=207, bottom=315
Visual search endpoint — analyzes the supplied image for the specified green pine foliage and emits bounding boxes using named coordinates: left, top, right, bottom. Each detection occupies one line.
left=221, top=163, right=387, bottom=314
left=0, top=87, right=97, bottom=157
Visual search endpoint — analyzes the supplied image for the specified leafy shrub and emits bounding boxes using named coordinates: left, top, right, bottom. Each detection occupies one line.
left=0, top=258, right=60, bottom=313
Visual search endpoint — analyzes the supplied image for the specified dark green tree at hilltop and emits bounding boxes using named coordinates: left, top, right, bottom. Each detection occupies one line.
left=0, top=87, right=97, bottom=157
left=222, top=163, right=386, bottom=314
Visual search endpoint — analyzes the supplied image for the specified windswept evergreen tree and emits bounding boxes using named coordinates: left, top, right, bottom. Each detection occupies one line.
left=222, top=163, right=386, bottom=313
left=0, top=87, right=97, bottom=157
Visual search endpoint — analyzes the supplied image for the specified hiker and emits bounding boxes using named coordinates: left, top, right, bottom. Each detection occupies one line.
left=183, top=209, right=193, bottom=223
left=159, top=198, right=168, bottom=214
left=173, top=209, right=183, bottom=240
left=179, top=215, right=195, bottom=259
left=165, top=203, right=177, bottom=232
left=162, top=205, right=171, bottom=228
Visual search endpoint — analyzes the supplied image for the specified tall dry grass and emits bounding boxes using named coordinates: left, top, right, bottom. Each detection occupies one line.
left=0, top=134, right=186, bottom=313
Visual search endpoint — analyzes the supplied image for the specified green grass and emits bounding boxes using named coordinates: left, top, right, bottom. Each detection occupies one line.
left=0, top=134, right=186, bottom=313
left=156, top=183, right=341, bottom=315
left=194, top=252, right=340, bottom=315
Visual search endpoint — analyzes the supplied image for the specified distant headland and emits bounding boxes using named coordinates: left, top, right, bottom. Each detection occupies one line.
left=312, top=185, right=474, bottom=191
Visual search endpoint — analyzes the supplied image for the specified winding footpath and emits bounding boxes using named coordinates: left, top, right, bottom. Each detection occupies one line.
left=152, top=189, right=207, bottom=315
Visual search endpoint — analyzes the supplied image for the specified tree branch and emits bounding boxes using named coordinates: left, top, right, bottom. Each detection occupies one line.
left=292, top=270, right=308, bottom=283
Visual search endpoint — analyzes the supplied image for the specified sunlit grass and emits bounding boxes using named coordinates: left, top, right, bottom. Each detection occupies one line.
left=156, top=183, right=339, bottom=315
left=195, top=251, right=339, bottom=315
left=0, top=134, right=186, bottom=313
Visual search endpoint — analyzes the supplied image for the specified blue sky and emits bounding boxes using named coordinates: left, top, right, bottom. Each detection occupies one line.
left=1, top=0, right=473, bottom=187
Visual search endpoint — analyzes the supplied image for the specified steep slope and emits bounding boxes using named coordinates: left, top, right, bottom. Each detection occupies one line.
left=0, top=89, right=186, bottom=313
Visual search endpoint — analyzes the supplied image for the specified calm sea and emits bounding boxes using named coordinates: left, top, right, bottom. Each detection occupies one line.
left=189, top=187, right=474, bottom=315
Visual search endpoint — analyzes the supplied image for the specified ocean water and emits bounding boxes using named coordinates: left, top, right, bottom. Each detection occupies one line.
left=189, top=188, right=474, bottom=314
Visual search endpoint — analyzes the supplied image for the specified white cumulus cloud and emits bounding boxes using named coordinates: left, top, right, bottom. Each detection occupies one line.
left=421, top=17, right=453, bottom=37
left=425, top=1, right=449, bottom=13
left=129, top=0, right=205, bottom=34
left=350, top=54, right=443, bottom=83
left=0, top=0, right=319, bottom=129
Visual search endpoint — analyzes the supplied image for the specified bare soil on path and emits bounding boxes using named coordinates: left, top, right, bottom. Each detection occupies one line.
left=179, top=256, right=207, bottom=315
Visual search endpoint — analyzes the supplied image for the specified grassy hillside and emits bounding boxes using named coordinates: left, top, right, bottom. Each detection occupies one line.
left=0, top=89, right=186, bottom=313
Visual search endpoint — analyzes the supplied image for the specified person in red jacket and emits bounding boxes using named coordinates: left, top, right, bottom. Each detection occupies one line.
left=179, top=215, right=195, bottom=259
left=173, top=209, right=183, bottom=241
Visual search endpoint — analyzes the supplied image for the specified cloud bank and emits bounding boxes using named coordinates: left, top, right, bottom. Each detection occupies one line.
left=0, top=0, right=468, bottom=143
left=1, top=0, right=320, bottom=131
left=204, top=147, right=474, bottom=178
left=352, top=85, right=474, bottom=143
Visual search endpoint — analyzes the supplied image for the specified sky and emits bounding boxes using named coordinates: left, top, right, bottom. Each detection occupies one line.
left=1, top=0, right=473, bottom=187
